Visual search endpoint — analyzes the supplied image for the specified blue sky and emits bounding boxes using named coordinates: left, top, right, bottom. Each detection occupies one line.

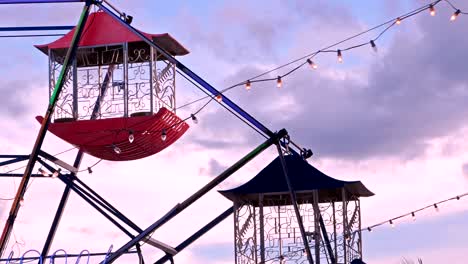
left=1, top=0, right=468, bottom=263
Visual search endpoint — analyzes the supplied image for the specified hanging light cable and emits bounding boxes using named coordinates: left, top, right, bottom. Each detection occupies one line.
left=370, top=40, right=378, bottom=52
left=276, top=76, right=282, bottom=88
left=112, top=144, right=121, bottom=154
left=306, top=59, right=318, bottom=69
left=429, top=4, right=436, bottom=16
left=337, top=49, right=343, bottom=63
left=451, top=10, right=461, bottom=21
left=128, top=130, right=135, bottom=143
left=245, top=80, right=251, bottom=91
left=191, top=114, right=198, bottom=124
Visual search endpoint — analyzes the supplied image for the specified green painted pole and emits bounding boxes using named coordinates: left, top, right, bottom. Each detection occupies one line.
left=0, top=0, right=93, bottom=257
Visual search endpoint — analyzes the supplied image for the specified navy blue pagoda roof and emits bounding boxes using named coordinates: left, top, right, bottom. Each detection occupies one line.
left=219, top=153, right=374, bottom=205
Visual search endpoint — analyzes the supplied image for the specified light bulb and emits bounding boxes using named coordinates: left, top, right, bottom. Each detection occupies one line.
left=191, top=114, right=198, bottom=124
left=370, top=40, right=378, bottom=52
left=367, top=227, right=372, bottom=232
left=434, top=204, right=439, bottom=212
left=215, top=94, right=222, bottom=102
left=307, top=59, right=318, bottom=69
left=19, top=198, right=24, bottom=207
left=337, top=49, right=343, bottom=63
left=52, top=168, right=61, bottom=178
left=38, top=168, right=48, bottom=177
left=128, top=130, right=134, bottom=143
left=451, top=10, right=461, bottom=21
left=161, top=129, right=167, bottom=141
left=113, top=144, right=121, bottom=154
left=389, top=220, right=395, bottom=228
left=396, top=17, right=402, bottom=25
left=276, top=76, right=282, bottom=88
left=411, top=212, right=416, bottom=221
left=456, top=196, right=460, bottom=200
left=87, top=167, right=93, bottom=174
left=245, top=80, right=251, bottom=91
left=429, top=4, right=436, bottom=16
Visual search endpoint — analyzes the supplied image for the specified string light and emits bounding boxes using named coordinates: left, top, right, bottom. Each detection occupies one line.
left=337, top=49, right=343, bottom=63
left=359, top=192, right=468, bottom=235
left=245, top=80, right=251, bottom=91
left=112, top=144, right=121, bottom=154
left=161, top=129, right=167, bottom=141
left=434, top=203, right=439, bottom=212
left=128, top=130, right=134, bottom=143
left=306, top=59, right=318, bottom=69
left=450, top=9, right=461, bottom=21
left=191, top=114, right=198, bottom=124
left=87, top=167, right=93, bottom=174
left=429, top=4, right=436, bottom=16
left=215, top=94, right=223, bottom=102
left=38, top=168, right=48, bottom=177
left=370, top=40, right=377, bottom=52
left=19, top=197, right=24, bottom=207
left=276, top=76, right=282, bottom=88
left=396, top=17, right=402, bottom=25
left=52, top=168, right=61, bottom=178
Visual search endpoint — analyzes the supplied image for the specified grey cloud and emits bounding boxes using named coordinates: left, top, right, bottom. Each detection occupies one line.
left=462, top=163, right=468, bottom=179
left=189, top=4, right=468, bottom=161
left=199, top=158, right=227, bottom=177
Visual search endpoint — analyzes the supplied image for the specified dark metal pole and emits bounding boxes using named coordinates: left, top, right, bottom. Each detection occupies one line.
left=40, top=152, right=84, bottom=259
left=72, top=176, right=142, bottom=232
left=42, top=63, right=118, bottom=258
left=154, top=207, right=234, bottom=264
left=0, top=1, right=92, bottom=257
left=100, top=130, right=285, bottom=264
left=275, top=143, right=314, bottom=264
left=319, top=215, right=336, bottom=264
left=38, top=161, right=135, bottom=239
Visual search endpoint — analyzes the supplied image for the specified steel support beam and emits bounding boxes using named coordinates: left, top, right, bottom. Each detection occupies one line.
left=38, top=160, right=136, bottom=239
left=0, top=1, right=92, bottom=256
left=96, top=2, right=274, bottom=139
left=154, top=207, right=234, bottom=264
left=0, top=174, right=45, bottom=178
left=99, top=129, right=286, bottom=264
left=0, top=155, right=29, bottom=167
left=275, top=144, right=314, bottom=264
left=42, top=43, right=117, bottom=258
left=40, top=152, right=84, bottom=259
left=0, top=0, right=83, bottom=4
left=0, top=26, right=73, bottom=31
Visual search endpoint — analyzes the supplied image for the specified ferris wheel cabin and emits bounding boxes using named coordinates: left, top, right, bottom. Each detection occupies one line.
left=35, top=10, right=190, bottom=161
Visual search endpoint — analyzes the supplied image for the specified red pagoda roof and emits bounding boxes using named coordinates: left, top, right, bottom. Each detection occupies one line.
left=35, top=10, right=189, bottom=56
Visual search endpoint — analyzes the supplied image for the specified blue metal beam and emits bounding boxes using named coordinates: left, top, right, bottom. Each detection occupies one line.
left=0, top=173, right=45, bottom=177
left=96, top=2, right=274, bottom=139
left=0, top=156, right=29, bottom=167
left=0, top=26, right=73, bottom=32
left=0, top=0, right=83, bottom=4
left=154, top=207, right=234, bottom=264
left=0, top=1, right=92, bottom=257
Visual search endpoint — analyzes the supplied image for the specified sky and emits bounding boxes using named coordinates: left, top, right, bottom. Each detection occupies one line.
left=1, top=0, right=468, bottom=263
